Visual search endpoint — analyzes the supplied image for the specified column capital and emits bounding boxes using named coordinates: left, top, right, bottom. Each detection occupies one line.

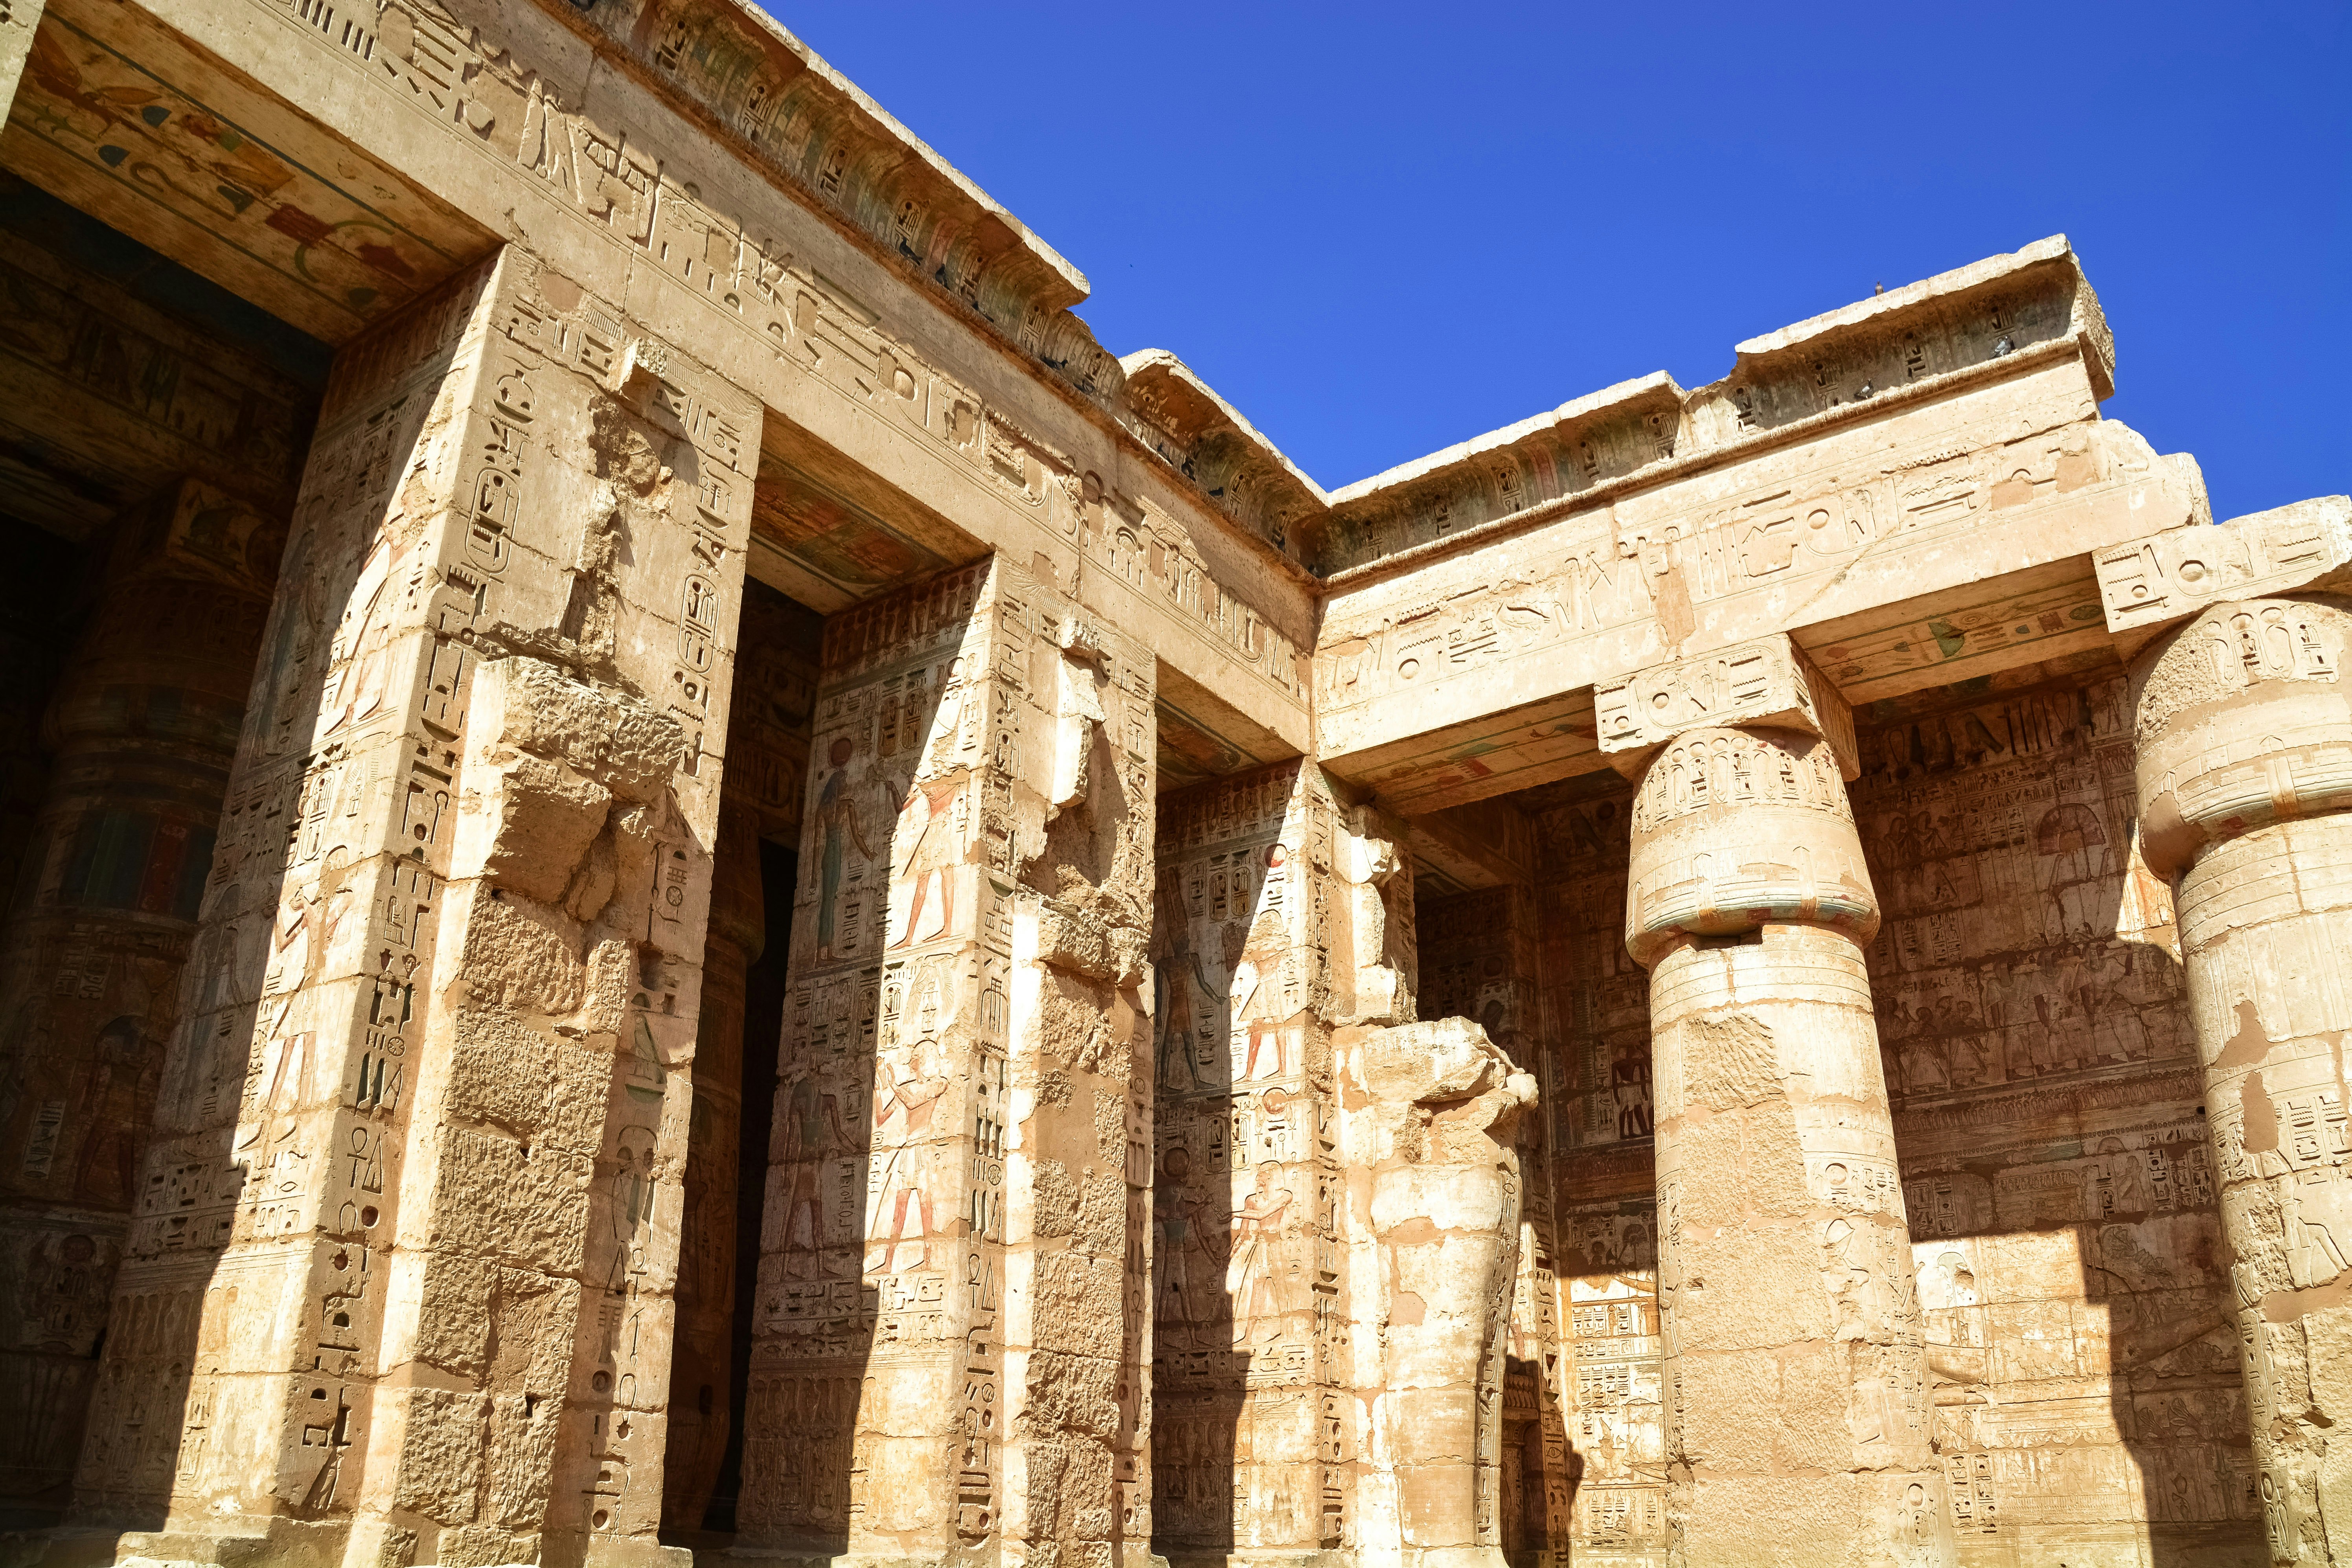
left=1597, top=633, right=1858, bottom=782
left=1624, top=726, right=1875, bottom=967
left=2129, top=592, right=2352, bottom=876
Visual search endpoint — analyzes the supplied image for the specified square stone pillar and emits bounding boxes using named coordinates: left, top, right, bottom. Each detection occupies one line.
left=737, top=556, right=1157, bottom=1568
left=1150, top=762, right=1357, bottom=1568
left=70, top=249, right=759, bottom=1568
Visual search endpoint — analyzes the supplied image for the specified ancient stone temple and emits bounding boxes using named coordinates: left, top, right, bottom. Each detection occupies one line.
left=0, top=0, right=2344, bottom=1564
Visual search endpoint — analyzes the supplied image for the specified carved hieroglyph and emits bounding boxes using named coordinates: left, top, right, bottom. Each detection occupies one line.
left=742, top=556, right=1157, bottom=1568
left=1597, top=634, right=1857, bottom=780
left=9, top=0, right=2352, bottom=1553
left=70, top=248, right=757, bottom=1566
left=1847, top=670, right=2249, bottom=1555
left=1149, top=762, right=1353, bottom=1564
left=1626, top=720, right=1951, bottom=1568
left=2131, top=595, right=2352, bottom=1565
left=0, top=480, right=280, bottom=1522
left=2096, top=497, right=2352, bottom=642
left=1418, top=884, right=1573, bottom=1568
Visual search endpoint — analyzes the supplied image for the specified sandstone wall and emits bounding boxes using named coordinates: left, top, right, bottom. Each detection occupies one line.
left=1853, top=669, right=2254, bottom=1563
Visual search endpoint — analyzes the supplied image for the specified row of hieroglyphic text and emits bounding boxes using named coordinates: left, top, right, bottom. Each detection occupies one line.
left=1852, top=673, right=2189, bottom=1103
left=1529, top=785, right=1651, bottom=1154
left=1900, top=1108, right=2257, bottom=1549
left=229, top=0, right=1303, bottom=710
left=79, top=246, right=759, bottom=1559
left=1552, top=1193, right=1664, bottom=1568
left=1315, top=278, right=2098, bottom=577
left=1859, top=672, right=2259, bottom=1553
left=1315, top=407, right=2152, bottom=754
left=1151, top=763, right=1348, bottom=1554
left=79, top=263, right=497, bottom=1522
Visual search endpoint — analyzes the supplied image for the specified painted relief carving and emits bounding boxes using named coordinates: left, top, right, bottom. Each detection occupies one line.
left=2126, top=597, right=2352, bottom=1565
left=2096, top=495, right=2351, bottom=636
left=1596, top=633, right=1855, bottom=774
left=743, top=556, right=1155, bottom=1568
left=68, top=248, right=756, bottom=1567
left=1149, top=763, right=1350, bottom=1558
left=9, top=2, right=2340, bottom=1558
left=1345, top=1017, right=1536, bottom=1568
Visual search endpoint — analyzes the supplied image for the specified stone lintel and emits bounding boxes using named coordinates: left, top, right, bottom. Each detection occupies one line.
left=2095, top=494, right=2352, bottom=653
left=1596, top=634, right=1858, bottom=780
left=1407, top=796, right=1537, bottom=890
left=1733, top=233, right=2113, bottom=400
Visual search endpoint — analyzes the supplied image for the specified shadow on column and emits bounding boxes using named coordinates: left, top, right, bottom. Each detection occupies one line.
left=1144, top=781, right=1273, bottom=1568
left=691, top=837, right=795, bottom=1542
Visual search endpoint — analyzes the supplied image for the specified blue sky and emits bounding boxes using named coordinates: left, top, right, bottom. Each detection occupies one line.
left=772, top=4, right=2347, bottom=520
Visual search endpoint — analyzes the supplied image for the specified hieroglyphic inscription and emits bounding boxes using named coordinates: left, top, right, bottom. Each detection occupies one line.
left=1150, top=762, right=1348, bottom=1554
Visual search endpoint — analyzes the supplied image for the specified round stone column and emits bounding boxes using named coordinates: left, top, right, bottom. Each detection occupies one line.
left=1624, top=726, right=1950, bottom=1568
left=2131, top=595, right=2352, bottom=1564
left=0, top=483, right=276, bottom=1524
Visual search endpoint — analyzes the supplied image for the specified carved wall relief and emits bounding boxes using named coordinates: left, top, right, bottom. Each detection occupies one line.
left=1854, top=668, right=2260, bottom=1562
left=743, top=555, right=1156, bottom=1568
left=2128, top=596, right=2352, bottom=1566
left=1148, top=762, right=1348, bottom=1563
left=0, top=478, right=286, bottom=1527
left=1420, top=885, right=1571, bottom=1568
left=1342, top=1017, right=1535, bottom=1568
left=69, top=247, right=758, bottom=1566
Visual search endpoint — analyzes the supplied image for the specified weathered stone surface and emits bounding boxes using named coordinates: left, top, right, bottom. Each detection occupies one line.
left=0, top=0, right=2334, bottom=1561
left=2133, top=597, right=2352, bottom=1566
left=1627, top=716, right=1950, bottom=1567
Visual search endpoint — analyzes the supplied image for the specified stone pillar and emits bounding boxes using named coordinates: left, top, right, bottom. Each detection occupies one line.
left=1149, top=763, right=1357, bottom=1568
left=2129, top=594, right=2352, bottom=1564
left=1347, top=1018, right=1535, bottom=1568
left=739, top=557, right=1157, bottom=1568
left=0, top=480, right=278, bottom=1525
left=1605, top=638, right=1949, bottom=1568
left=70, top=250, right=759, bottom=1568
left=1417, top=882, right=1571, bottom=1568
left=660, top=798, right=762, bottom=1534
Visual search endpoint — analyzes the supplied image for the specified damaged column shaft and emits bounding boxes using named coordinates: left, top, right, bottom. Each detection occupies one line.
left=2130, top=594, right=2352, bottom=1564
left=1611, top=636, right=1949, bottom=1568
